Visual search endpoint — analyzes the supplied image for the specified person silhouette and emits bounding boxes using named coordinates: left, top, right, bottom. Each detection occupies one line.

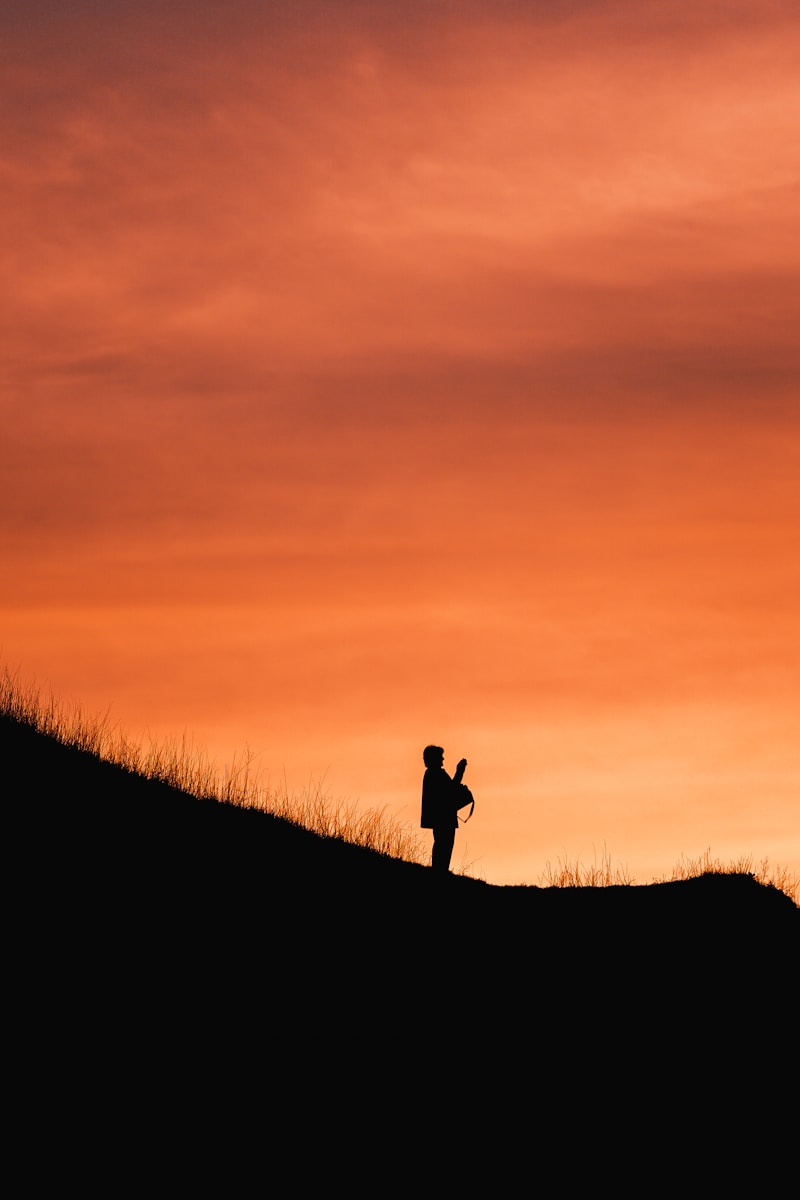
left=420, top=745, right=473, bottom=872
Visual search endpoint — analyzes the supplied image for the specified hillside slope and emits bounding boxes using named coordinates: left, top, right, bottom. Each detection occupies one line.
left=8, top=709, right=796, bottom=942
left=8, top=708, right=796, bottom=1002
left=6, top=711, right=796, bottom=1183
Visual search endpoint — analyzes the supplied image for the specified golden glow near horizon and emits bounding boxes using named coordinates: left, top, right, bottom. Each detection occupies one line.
left=2, top=1, right=799, bottom=885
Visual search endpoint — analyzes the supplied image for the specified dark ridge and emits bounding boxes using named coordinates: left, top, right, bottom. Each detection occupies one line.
left=6, top=711, right=796, bottom=1178
left=7, top=709, right=796, bottom=952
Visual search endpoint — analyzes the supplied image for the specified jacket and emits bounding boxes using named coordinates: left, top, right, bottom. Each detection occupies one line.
left=421, top=766, right=472, bottom=829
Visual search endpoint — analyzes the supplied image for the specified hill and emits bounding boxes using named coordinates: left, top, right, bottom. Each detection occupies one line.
left=5, top=711, right=797, bottom=1185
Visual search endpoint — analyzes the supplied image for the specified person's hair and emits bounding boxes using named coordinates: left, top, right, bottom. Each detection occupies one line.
left=423, top=744, right=444, bottom=767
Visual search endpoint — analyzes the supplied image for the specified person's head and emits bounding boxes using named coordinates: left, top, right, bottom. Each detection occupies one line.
left=423, top=745, right=445, bottom=768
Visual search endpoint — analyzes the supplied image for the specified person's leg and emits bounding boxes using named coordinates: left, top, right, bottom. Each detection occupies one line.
left=431, top=825, right=455, bottom=871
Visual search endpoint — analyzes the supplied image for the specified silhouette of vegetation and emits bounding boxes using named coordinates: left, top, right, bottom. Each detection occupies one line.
left=540, top=844, right=798, bottom=904
left=655, top=846, right=798, bottom=903
left=540, top=846, right=636, bottom=888
left=0, top=662, right=431, bottom=866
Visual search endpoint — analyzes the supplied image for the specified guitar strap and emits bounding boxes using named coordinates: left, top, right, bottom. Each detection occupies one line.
left=459, top=797, right=475, bottom=823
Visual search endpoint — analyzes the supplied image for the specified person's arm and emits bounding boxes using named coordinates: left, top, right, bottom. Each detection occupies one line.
left=453, top=757, right=467, bottom=785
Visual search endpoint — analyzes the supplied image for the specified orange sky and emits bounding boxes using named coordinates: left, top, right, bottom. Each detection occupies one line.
left=2, top=0, right=799, bottom=886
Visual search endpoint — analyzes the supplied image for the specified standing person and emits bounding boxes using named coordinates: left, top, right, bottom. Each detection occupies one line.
left=420, top=745, right=473, bottom=872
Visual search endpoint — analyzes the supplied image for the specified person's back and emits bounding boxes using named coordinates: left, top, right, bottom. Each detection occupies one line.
left=421, top=763, right=458, bottom=830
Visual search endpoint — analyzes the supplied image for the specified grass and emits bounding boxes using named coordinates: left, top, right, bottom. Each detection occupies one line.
left=539, top=846, right=636, bottom=888
left=656, top=846, right=799, bottom=904
left=2, top=662, right=797, bottom=903
left=540, top=843, right=799, bottom=905
left=0, top=663, right=432, bottom=868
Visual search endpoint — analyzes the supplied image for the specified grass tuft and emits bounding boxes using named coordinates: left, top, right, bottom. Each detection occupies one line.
left=655, top=846, right=799, bottom=905
left=1, top=662, right=431, bottom=867
left=539, top=845, right=635, bottom=888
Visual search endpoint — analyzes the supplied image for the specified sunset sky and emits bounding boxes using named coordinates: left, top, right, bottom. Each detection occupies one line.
left=3, top=0, right=798, bottom=886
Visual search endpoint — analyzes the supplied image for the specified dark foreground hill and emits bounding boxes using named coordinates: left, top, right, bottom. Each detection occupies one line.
left=5, top=712, right=797, bottom=1185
